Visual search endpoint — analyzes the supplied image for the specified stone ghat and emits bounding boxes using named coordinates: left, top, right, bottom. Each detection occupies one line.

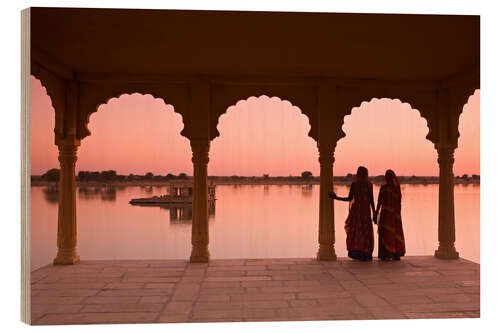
left=30, top=256, right=479, bottom=325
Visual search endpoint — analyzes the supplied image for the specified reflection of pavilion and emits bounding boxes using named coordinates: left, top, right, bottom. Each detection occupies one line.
left=162, top=202, right=216, bottom=224
left=27, top=9, right=478, bottom=265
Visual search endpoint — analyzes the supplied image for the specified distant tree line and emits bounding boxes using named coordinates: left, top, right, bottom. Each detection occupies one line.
left=33, top=169, right=189, bottom=182
left=32, top=169, right=480, bottom=184
left=455, top=174, right=480, bottom=181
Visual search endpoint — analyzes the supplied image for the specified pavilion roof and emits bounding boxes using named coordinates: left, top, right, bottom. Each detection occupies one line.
left=31, top=8, right=479, bottom=82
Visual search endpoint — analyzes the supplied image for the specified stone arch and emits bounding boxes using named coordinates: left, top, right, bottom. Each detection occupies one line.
left=210, top=84, right=318, bottom=141
left=30, top=65, right=66, bottom=142
left=216, top=95, right=313, bottom=139
left=336, top=86, right=439, bottom=146
left=342, top=97, right=432, bottom=143
left=210, top=93, right=319, bottom=178
left=448, top=87, right=480, bottom=147
left=77, top=83, right=190, bottom=140
left=453, top=89, right=480, bottom=177
left=456, top=89, right=480, bottom=142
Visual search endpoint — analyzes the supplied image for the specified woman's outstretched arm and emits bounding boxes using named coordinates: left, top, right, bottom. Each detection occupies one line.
left=329, top=183, right=354, bottom=202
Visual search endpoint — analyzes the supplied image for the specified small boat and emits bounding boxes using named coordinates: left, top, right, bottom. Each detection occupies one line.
left=129, top=180, right=216, bottom=205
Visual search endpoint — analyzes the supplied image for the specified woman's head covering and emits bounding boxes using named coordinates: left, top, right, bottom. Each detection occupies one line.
left=385, top=169, right=401, bottom=195
left=356, top=166, right=369, bottom=183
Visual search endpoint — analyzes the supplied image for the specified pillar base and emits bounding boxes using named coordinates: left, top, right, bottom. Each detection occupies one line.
left=53, top=249, right=80, bottom=265
left=434, top=245, right=459, bottom=260
left=316, top=245, right=337, bottom=261
left=190, top=245, right=210, bottom=263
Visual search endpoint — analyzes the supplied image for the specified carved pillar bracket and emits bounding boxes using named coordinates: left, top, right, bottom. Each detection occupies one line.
left=316, top=143, right=337, bottom=261
left=190, top=139, right=211, bottom=262
left=434, top=146, right=459, bottom=259
left=53, top=140, right=81, bottom=265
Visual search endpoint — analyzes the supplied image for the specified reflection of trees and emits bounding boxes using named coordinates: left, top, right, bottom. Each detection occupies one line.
left=78, top=186, right=101, bottom=200
left=140, top=185, right=153, bottom=194
left=154, top=185, right=167, bottom=192
left=301, top=184, right=313, bottom=197
left=42, top=186, right=58, bottom=204
left=114, top=185, right=127, bottom=192
left=263, top=185, right=269, bottom=196
left=100, top=186, right=117, bottom=201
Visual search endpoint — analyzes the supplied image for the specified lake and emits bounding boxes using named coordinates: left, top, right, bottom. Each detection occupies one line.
left=30, top=183, right=480, bottom=271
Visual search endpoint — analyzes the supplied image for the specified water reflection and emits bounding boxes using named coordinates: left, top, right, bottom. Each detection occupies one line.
left=78, top=186, right=118, bottom=202
left=142, top=185, right=153, bottom=193
left=42, top=186, right=58, bottom=204
left=263, top=185, right=269, bottom=196
left=164, top=205, right=193, bottom=222
left=101, top=187, right=117, bottom=201
left=31, top=184, right=479, bottom=271
left=78, top=186, right=101, bottom=200
left=301, top=184, right=313, bottom=197
left=161, top=202, right=216, bottom=224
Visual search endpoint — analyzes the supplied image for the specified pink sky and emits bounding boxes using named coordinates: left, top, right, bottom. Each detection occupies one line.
left=30, top=76, right=479, bottom=177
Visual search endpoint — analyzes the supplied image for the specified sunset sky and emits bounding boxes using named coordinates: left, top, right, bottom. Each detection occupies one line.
left=30, top=76, right=479, bottom=177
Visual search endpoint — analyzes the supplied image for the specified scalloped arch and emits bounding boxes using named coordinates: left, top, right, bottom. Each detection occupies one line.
left=454, top=88, right=480, bottom=144
left=212, top=94, right=316, bottom=142
left=336, top=88, right=439, bottom=146
left=30, top=74, right=57, bottom=114
left=78, top=84, right=189, bottom=140
left=340, top=97, right=433, bottom=144
left=30, top=69, right=65, bottom=142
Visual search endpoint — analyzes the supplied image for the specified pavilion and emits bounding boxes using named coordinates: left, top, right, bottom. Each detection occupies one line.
left=24, top=8, right=479, bottom=265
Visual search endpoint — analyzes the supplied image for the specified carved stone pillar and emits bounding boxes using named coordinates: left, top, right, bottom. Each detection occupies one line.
left=53, top=140, right=80, bottom=265
left=190, top=139, right=210, bottom=262
left=317, top=144, right=337, bottom=260
left=435, top=146, right=459, bottom=259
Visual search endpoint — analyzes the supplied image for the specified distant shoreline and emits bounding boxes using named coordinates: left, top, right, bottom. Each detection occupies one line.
left=30, top=178, right=479, bottom=187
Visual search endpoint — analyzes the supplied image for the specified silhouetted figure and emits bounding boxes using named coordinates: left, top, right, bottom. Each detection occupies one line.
left=329, top=166, right=376, bottom=261
left=374, top=169, right=406, bottom=261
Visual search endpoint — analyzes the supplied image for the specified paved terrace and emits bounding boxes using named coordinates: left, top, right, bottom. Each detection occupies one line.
left=30, top=256, right=479, bottom=325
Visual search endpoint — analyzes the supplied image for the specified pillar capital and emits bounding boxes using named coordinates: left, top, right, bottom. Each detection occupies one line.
left=436, top=146, right=455, bottom=166
left=190, top=139, right=210, bottom=166
left=57, top=141, right=80, bottom=167
left=317, top=142, right=336, bottom=165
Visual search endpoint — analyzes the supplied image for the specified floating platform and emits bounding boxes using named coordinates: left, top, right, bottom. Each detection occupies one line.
left=129, top=180, right=216, bottom=206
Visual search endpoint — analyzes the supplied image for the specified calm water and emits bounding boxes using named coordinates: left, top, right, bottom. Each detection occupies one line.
left=30, top=184, right=480, bottom=271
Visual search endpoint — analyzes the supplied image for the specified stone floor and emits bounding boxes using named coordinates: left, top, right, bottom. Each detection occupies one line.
left=30, top=256, right=480, bottom=325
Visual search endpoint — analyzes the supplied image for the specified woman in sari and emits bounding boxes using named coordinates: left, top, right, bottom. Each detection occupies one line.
left=329, top=166, right=376, bottom=261
left=374, top=169, right=406, bottom=261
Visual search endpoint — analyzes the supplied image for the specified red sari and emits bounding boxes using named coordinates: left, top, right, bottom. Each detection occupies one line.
left=377, top=184, right=406, bottom=258
left=344, top=181, right=375, bottom=260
